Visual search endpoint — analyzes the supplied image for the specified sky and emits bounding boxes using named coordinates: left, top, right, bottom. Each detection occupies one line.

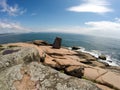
left=0, top=0, right=120, bottom=39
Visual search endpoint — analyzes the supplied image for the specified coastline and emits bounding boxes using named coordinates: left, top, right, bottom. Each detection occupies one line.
left=0, top=40, right=120, bottom=90
left=68, top=46, right=119, bottom=66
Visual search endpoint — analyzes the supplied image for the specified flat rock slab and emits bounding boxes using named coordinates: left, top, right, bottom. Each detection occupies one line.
left=96, top=71, right=120, bottom=90
left=84, top=66, right=120, bottom=90
left=84, top=67, right=107, bottom=80
left=96, top=84, right=114, bottom=90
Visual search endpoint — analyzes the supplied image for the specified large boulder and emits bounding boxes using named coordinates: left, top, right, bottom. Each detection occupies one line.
left=0, top=62, right=101, bottom=90
left=0, top=46, right=40, bottom=71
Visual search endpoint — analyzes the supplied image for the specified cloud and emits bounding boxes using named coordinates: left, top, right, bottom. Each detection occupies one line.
left=0, top=20, right=30, bottom=33
left=67, top=0, right=113, bottom=14
left=0, top=0, right=26, bottom=16
left=37, top=18, right=120, bottom=39
left=85, top=19, right=120, bottom=31
left=82, top=19, right=120, bottom=38
left=31, top=13, right=37, bottom=16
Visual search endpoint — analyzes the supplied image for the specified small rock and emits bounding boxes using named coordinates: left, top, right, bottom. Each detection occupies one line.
left=72, top=46, right=80, bottom=50
left=5, top=62, right=9, bottom=67
left=65, top=66, right=84, bottom=78
left=98, top=55, right=106, bottom=60
left=40, top=52, right=46, bottom=62
left=102, top=62, right=109, bottom=67
left=108, top=60, right=112, bottom=63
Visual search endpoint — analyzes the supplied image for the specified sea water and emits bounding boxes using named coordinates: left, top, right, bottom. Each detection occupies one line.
left=0, top=32, right=120, bottom=66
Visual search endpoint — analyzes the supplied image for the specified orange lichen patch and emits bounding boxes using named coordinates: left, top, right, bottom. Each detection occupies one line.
left=13, top=68, right=40, bottom=90
left=13, top=73, right=37, bottom=90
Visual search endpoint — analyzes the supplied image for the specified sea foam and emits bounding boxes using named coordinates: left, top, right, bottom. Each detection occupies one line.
left=68, top=46, right=119, bottom=66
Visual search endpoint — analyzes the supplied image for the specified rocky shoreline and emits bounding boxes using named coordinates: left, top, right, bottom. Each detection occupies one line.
left=0, top=40, right=120, bottom=90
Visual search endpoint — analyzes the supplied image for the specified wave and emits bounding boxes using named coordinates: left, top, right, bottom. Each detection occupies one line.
left=68, top=46, right=119, bottom=66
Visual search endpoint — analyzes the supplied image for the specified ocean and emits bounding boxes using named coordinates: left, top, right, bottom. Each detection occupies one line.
left=0, top=32, right=120, bottom=66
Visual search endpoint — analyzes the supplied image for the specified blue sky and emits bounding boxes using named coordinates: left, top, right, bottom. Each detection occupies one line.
left=0, top=0, right=120, bottom=39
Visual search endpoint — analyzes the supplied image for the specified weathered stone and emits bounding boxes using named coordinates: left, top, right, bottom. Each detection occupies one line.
left=96, top=71, right=120, bottom=90
left=84, top=67, right=107, bottom=81
left=2, top=49, right=20, bottom=55
left=0, top=46, right=40, bottom=70
left=76, top=51, right=97, bottom=61
left=90, top=61, right=109, bottom=67
left=96, top=84, right=114, bottom=90
left=40, top=52, right=46, bottom=62
left=98, top=55, right=106, bottom=60
left=4, top=42, right=120, bottom=90
left=52, top=37, right=62, bottom=49
left=65, top=66, right=84, bottom=78
left=0, top=62, right=101, bottom=90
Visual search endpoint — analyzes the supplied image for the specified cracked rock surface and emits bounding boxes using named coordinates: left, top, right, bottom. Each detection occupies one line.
left=0, top=45, right=101, bottom=90
left=0, top=62, right=101, bottom=90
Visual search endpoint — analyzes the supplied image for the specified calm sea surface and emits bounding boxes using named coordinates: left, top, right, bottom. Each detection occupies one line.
left=0, top=33, right=120, bottom=66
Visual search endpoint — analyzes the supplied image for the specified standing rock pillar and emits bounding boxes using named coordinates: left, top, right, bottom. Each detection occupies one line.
left=52, top=37, right=62, bottom=49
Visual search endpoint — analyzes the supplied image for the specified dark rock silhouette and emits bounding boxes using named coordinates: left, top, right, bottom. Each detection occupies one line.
left=52, top=37, right=62, bottom=49
left=99, top=55, right=106, bottom=60
left=72, top=46, right=81, bottom=50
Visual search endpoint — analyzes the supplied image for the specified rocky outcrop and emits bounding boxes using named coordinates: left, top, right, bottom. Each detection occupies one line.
left=5, top=42, right=120, bottom=90
left=0, top=62, right=101, bottom=90
left=0, top=46, right=40, bottom=71
left=0, top=45, right=101, bottom=90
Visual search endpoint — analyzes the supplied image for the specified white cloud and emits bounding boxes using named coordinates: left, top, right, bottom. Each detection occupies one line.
left=85, top=19, right=120, bottom=31
left=31, top=13, right=37, bottom=16
left=0, top=20, right=30, bottom=33
left=0, top=0, right=26, bottom=16
left=37, top=18, right=120, bottom=39
left=67, top=0, right=113, bottom=14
